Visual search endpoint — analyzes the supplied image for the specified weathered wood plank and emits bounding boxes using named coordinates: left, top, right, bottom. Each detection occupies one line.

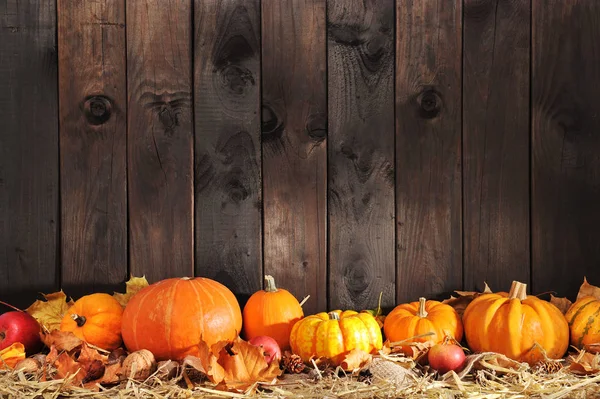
left=327, top=0, right=395, bottom=310
left=194, top=0, right=262, bottom=302
left=261, top=0, right=327, bottom=314
left=532, top=0, right=600, bottom=298
left=0, top=0, right=59, bottom=307
left=58, top=0, right=127, bottom=298
left=127, top=0, right=194, bottom=282
left=462, top=0, right=530, bottom=293
left=396, top=0, right=462, bottom=302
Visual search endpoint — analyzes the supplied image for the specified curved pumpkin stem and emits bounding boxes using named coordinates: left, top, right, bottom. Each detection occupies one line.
left=264, top=275, right=278, bottom=292
left=417, top=297, right=428, bottom=318
left=71, top=314, right=87, bottom=327
left=509, top=281, right=528, bottom=300
left=328, top=311, right=340, bottom=321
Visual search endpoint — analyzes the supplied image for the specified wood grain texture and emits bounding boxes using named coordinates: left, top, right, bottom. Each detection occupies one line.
left=327, top=0, right=395, bottom=310
left=462, top=0, right=530, bottom=293
left=127, top=0, right=194, bottom=282
left=0, top=0, right=59, bottom=308
left=261, top=0, right=327, bottom=314
left=395, top=0, right=462, bottom=302
left=58, top=0, right=127, bottom=297
left=532, top=0, right=600, bottom=299
left=194, top=0, right=262, bottom=301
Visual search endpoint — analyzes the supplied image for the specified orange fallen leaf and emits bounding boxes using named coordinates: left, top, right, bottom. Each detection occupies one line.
left=0, top=342, right=26, bottom=369
left=77, top=343, right=108, bottom=364
left=219, top=338, right=282, bottom=390
left=41, top=330, right=83, bottom=352
left=442, top=283, right=492, bottom=317
left=113, top=275, right=149, bottom=307
left=98, top=362, right=123, bottom=384
left=53, top=351, right=85, bottom=384
left=26, top=290, right=74, bottom=332
left=568, top=350, right=600, bottom=375
left=577, top=277, right=600, bottom=301
left=550, top=294, right=572, bottom=315
left=339, top=349, right=372, bottom=371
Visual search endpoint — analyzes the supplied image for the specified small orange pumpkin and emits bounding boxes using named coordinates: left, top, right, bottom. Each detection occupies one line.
left=383, top=297, right=463, bottom=345
left=463, top=281, right=569, bottom=364
left=60, top=293, right=123, bottom=351
left=289, top=310, right=382, bottom=367
left=565, top=296, right=600, bottom=349
left=243, top=275, right=303, bottom=350
left=121, top=277, right=242, bottom=361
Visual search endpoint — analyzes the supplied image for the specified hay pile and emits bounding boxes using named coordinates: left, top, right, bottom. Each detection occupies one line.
left=3, top=354, right=600, bottom=399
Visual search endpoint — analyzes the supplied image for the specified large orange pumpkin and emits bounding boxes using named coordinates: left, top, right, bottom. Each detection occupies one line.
left=289, top=310, right=382, bottom=367
left=60, top=293, right=123, bottom=351
left=383, top=297, right=463, bottom=344
left=243, top=275, right=303, bottom=350
left=463, top=281, right=569, bottom=364
left=565, top=296, right=600, bottom=349
left=121, top=277, right=242, bottom=361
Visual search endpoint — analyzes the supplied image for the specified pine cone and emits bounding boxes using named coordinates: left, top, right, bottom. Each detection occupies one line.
left=533, top=360, right=564, bottom=374
left=283, top=354, right=306, bottom=374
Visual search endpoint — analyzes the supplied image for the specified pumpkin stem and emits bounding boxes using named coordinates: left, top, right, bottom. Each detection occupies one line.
left=264, top=275, right=278, bottom=292
left=417, top=297, right=428, bottom=318
left=71, top=314, right=86, bottom=327
left=508, top=281, right=528, bottom=300
left=328, top=312, right=340, bottom=320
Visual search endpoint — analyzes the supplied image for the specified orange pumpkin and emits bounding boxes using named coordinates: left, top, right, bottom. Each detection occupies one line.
left=60, top=293, right=123, bottom=351
left=463, top=281, right=569, bottom=364
left=121, top=277, right=242, bottom=361
left=243, top=275, right=303, bottom=350
left=289, top=310, right=382, bottom=367
left=383, top=297, right=463, bottom=345
left=565, top=296, right=600, bottom=349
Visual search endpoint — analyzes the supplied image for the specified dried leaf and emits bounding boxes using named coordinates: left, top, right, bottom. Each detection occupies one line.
left=81, top=360, right=105, bottom=383
left=77, top=343, right=108, bottom=364
left=26, top=290, right=74, bottom=332
left=568, top=351, right=600, bottom=375
left=14, top=357, right=42, bottom=373
left=41, top=330, right=83, bottom=352
left=53, top=351, right=85, bottom=383
left=339, top=349, right=372, bottom=371
left=550, top=294, right=573, bottom=315
left=185, top=339, right=226, bottom=384
left=98, top=363, right=123, bottom=384
left=113, top=275, right=149, bottom=307
left=0, top=342, right=26, bottom=369
left=469, top=352, right=528, bottom=375
left=577, top=277, right=600, bottom=301
left=443, top=283, right=492, bottom=317
left=584, top=343, right=600, bottom=354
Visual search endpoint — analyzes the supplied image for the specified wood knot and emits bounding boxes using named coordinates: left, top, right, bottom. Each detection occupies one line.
left=261, top=104, right=284, bottom=141
left=83, top=96, right=112, bottom=125
left=306, top=113, right=327, bottom=142
left=416, top=89, right=442, bottom=119
left=218, top=64, right=255, bottom=95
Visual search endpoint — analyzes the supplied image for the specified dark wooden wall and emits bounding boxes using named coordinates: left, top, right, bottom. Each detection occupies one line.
left=2, top=0, right=600, bottom=313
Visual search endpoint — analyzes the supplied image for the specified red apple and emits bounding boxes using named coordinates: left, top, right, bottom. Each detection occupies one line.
left=248, top=335, right=282, bottom=365
left=427, top=343, right=466, bottom=374
left=0, top=311, right=42, bottom=355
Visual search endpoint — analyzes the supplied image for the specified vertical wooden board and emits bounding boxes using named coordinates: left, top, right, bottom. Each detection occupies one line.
left=462, top=0, right=530, bottom=293
left=532, top=1, right=600, bottom=299
left=396, top=0, right=462, bottom=302
left=194, top=0, right=262, bottom=302
left=262, top=0, right=327, bottom=314
left=327, top=0, right=395, bottom=310
left=58, top=0, right=127, bottom=298
left=0, top=1, right=59, bottom=308
left=127, top=0, right=194, bottom=282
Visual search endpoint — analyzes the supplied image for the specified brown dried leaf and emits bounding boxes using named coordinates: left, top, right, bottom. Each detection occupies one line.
left=339, top=349, right=372, bottom=371
left=77, top=343, right=108, bottom=364
left=218, top=337, right=283, bottom=390
left=53, top=351, right=85, bottom=383
left=584, top=343, right=600, bottom=354
left=41, top=330, right=83, bottom=352
left=550, top=294, right=573, bottom=315
left=81, top=360, right=105, bottom=383
left=107, top=348, right=127, bottom=365
left=443, top=283, right=492, bottom=317
left=473, top=352, right=527, bottom=374
left=185, top=339, right=225, bottom=384
left=569, top=351, right=600, bottom=375
left=0, top=342, right=26, bottom=369
left=577, top=277, right=600, bottom=301
left=98, top=363, right=123, bottom=384
left=26, top=291, right=75, bottom=332
left=113, top=275, right=149, bottom=307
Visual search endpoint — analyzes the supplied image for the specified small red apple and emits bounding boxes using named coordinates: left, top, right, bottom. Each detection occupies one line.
left=248, top=335, right=282, bottom=365
left=427, top=343, right=466, bottom=374
left=0, top=311, right=43, bottom=355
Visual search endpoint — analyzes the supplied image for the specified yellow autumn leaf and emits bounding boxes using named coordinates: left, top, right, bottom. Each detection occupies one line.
left=26, top=290, right=74, bottom=332
left=0, top=342, right=26, bottom=369
left=113, top=275, right=149, bottom=307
